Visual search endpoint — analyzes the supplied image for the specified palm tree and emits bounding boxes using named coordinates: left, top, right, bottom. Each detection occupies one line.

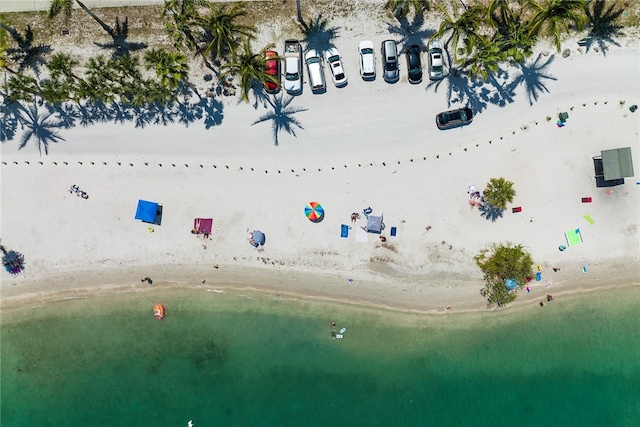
left=527, top=0, right=587, bottom=52
left=200, top=2, right=256, bottom=62
left=80, top=55, right=116, bottom=103
left=252, top=94, right=307, bottom=146
left=6, top=74, right=40, bottom=102
left=459, top=36, right=502, bottom=80
left=46, top=52, right=80, bottom=81
left=163, top=0, right=215, bottom=71
left=483, top=177, right=516, bottom=210
left=48, top=0, right=73, bottom=20
left=384, top=0, right=430, bottom=20
left=144, top=48, right=189, bottom=89
left=220, top=40, right=277, bottom=103
left=433, top=2, right=485, bottom=63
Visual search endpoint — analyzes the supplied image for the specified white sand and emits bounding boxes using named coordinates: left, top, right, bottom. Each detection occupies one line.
left=2, top=8, right=640, bottom=311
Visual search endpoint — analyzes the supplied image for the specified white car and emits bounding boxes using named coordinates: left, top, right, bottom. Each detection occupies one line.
left=304, top=49, right=326, bottom=92
left=428, top=39, right=445, bottom=80
left=324, top=47, right=347, bottom=87
left=358, top=40, right=375, bottom=80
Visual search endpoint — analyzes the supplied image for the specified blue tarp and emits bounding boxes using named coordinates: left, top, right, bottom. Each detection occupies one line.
left=135, top=200, right=158, bottom=223
left=505, top=278, right=517, bottom=290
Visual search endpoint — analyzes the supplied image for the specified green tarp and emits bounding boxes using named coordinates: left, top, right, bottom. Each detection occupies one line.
left=601, top=147, right=634, bottom=181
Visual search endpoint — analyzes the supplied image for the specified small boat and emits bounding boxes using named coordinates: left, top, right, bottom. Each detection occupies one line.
left=335, top=334, right=343, bottom=339
left=153, top=304, right=165, bottom=320
left=339, top=328, right=347, bottom=334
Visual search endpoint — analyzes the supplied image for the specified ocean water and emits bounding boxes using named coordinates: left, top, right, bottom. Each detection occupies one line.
left=2, top=286, right=639, bottom=427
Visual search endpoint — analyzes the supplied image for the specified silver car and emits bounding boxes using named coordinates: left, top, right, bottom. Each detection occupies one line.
left=381, top=39, right=399, bottom=83
left=428, top=39, right=445, bottom=80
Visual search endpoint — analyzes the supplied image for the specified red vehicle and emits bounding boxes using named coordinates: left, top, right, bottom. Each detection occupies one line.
left=264, top=50, right=281, bottom=94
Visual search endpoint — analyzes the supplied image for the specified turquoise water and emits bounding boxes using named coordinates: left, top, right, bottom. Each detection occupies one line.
left=2, top=287, right=639, bottom=427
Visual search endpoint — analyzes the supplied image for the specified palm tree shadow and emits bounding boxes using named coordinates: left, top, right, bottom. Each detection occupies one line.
left=0, top=95, right=22, bottom=142
left=431, top=72, right=488, bottom=114
left=583, top=0, right=624, bottom=56
left=385, top=13, right=435, bottom=49
left=301, top=14, right=340, bottom=54
left=198, top=97, right=224, bottom=129
left=478, top=203, right=504, bottom=222
left=93, top=16, right=148, bottom=57
left=1, top=24, right=52, bottom=77
left=252, top=94, right=307, bottom=146
left=480, top=66, right=517, bottom=107
left=16, top=101, right=66, bottom=155
left=507, top=54, right=557, bottom=106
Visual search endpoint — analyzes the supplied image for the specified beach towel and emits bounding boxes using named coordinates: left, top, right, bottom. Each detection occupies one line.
left=341, top=224, right=349, bottom=238
left=356, top=226, right=369, bottom=242
left=565, top=228, right=583, bottom=247
left=390, top=227, right=397, bottom=237
left=583, top=214, right=595, bottom=225
left=194, top=218, right=213, bottom=234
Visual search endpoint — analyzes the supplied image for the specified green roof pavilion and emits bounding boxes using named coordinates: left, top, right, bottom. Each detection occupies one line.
left=601, top=147, right=634, bottom=181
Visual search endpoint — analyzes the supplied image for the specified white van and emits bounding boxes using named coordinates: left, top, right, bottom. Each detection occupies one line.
left=305, top=49, right=326, bottom=93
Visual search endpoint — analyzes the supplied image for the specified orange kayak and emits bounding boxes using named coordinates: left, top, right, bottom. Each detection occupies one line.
left=153, top=304, right=165, bottom=320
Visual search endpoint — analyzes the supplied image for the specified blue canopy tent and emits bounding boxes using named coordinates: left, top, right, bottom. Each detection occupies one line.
left=135, top=200, right=160, bottom=224
left=505, top=278, right=518, bottom=290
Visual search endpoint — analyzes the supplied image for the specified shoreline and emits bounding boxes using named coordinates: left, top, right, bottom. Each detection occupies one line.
left=2, top=261, right=638, bottom=316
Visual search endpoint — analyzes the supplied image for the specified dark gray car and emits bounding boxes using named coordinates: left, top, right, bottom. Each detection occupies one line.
left=381, top=40, right=399, bottom=83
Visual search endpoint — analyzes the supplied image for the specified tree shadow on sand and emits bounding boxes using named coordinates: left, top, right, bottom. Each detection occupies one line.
left=16, top=101, right=66, bottom=155
left=300, top=14, right=340, bottom=54
left=428, top=54, right=556, bottom=111
left=83, top=9, right=147, bottom=57
left=478, top=203, right=504, bottom=222
left=506, top=54, right=557, bottom=106
left=252, top=94, right=307, bottom=146
left=0, top=92, right=22, bottom=142
left=582, top=0, right=624, bottom=56
left=1, top=24, right=52, bottom=77
left=385, top=13, right=435, bottom=49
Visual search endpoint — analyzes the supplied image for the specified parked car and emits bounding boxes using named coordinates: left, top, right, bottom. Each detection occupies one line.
left=436, top=107, right=473, bottom=129
left=381, top=39, right=399, bottom=83
left=358, top=40, right=376, bottom=80
left=264, top=50, right=280, bottom=94
left=428, top=39, right=445, bottom=80
left=405, top=44, right=422, bottom=84
left=324, top=47, right=347, bottom=87
left=284, top=39, right=302, bottom=94
left=305, top=49, right=326, bottom=93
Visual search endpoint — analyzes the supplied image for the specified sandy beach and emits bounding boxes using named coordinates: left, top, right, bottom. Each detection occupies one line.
left=1, top=5, right=639, bottom=313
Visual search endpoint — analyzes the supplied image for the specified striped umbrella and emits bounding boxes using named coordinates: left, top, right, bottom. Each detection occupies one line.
left=305, top=201, right=324, bottom=222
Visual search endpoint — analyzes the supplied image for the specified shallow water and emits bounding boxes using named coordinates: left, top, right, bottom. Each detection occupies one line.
left=2, top=286, right=639, bottom=427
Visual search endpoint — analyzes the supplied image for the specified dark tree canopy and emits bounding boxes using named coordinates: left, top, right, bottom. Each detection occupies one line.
left=474, top=242, right=534, bottom=308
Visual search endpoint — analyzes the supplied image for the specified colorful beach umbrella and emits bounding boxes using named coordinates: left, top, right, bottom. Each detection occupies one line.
left=305, top=202, right=324, bottom=222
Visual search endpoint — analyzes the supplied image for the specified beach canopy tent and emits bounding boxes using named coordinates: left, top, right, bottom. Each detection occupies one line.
left=599, top=147, right=634, bottom=181
left=135, top=200, right=160, bottom=224
left=366, top=215, right=384, bottom=234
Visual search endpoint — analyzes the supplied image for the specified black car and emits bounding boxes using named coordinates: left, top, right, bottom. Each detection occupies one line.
left=405, top=45, right=422, bottom=84
left=436, top=107, right=473, bottom=130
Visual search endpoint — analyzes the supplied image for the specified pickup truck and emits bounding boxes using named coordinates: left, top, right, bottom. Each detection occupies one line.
left=283, top=39, right=302, bottom=95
